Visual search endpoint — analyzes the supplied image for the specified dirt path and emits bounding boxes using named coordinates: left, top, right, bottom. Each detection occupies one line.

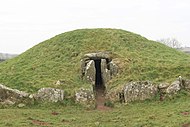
left=96, top=88, right=111, bottom=111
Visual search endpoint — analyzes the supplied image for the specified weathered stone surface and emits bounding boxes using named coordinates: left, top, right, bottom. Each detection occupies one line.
left=84, top=52, right=111, bottom=60
left=158, top=83, right=170, bottom=93
left=18, top=103, right=26, bottom=108
left=81, top=52, right=119, bottom=87
left=75, top=88, right=95, bottom=109
left=158, top=83, right=170, bottom=101
left=158, top=83, right=169, bottom=89
left=166, top=81, right=181, bottom=94
left=123, top=81, right=158, bottom=103
left=85, top=60, right=96, bottom=84
left=0, top=84, right=29, bottom=105
left=33, top=88, right=64, bottom=102
left=106, top=86, right=124, bottom=102
left=184, top=79, right=190, bottom=90
left=109, top=61, right=118, bottom=77
left=101, top=59, right=111, bottom=85
left=1, top=100, right=15, bottom=105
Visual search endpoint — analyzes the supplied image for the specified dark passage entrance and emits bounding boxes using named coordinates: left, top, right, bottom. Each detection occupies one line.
left=94, top=59, right=108, bottom=110
left=94, top=59, right=103, bottom=89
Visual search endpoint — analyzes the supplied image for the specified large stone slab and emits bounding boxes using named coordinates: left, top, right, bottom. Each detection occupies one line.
left=75, top=88, right=95, bottom=109
left=0, top=84, right=29, bottom=105
left=101, top=59, right=111, bottom=85
left=123, top=81, right=157, bottom=103
left=84, top=52, right=111, bottom=60
left=109, top=61, right=118, bottom=77
left=32, top=88, right=64, bottom=102
left=85, top=60, right=96, bottom=85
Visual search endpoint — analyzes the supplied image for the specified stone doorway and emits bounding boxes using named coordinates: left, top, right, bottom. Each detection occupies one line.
left=81, top=52, right=118, bottom=108
left=94, top=59, right=106, bottom=109
left=94, top=59, right=104, bottom=90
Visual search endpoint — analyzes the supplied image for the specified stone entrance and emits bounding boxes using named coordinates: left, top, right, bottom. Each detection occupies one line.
left=81, top=52, right=118, bottom=108
left=94, top=59, right=104, bottom=90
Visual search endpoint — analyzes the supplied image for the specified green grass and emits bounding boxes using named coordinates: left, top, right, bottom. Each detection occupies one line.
left=0, top=92, right=189, bottom=127
left=0, top=28, right=190, bottom=94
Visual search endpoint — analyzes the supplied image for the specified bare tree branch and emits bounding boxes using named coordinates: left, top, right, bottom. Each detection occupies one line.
left=157, top=38, right=181, bottom=48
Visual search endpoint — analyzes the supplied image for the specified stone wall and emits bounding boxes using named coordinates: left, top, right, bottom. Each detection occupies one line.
left=0, top=84, right=65, bottom=106
left=1, top=76, right=189, bottom=107
left=107, top=77, right=190, bottom=103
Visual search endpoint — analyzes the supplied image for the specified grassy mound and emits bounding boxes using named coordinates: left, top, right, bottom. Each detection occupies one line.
left=0, top=28, right=190, bottom=93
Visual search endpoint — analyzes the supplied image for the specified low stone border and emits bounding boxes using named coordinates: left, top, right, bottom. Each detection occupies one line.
left=107, top=77, right=190, bottom=103
left=0, top=76, right=189, bottom=107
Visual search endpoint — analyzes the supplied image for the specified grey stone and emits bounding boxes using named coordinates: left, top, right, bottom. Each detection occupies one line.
left=158, top=83, right=170, bottom=89
left=84, top=52, right=111, bottom=60
left=81, top=52, right=118, bottom=87
left=0, top=84, right=29, bottom=104
left=109, top=61, right=118, bottom=77
left=75, top=88, right=95, bottom=109
left=184, top=79, right=190, bottom=90
left=85, top=60, right=96, bottom=84
left=158, top=83, right=170, bottom=94
left=101, top=59, right=111, bottom=85
left=123, top=81, right=157, bottom=103
left=33, top=88, right=64, bottom=102
left=166, top=81, right=181, bottom=94
left=18, top=103, right=25, bottom=108
left=55, top=80, right=65, bottom=86
left=29, top=94, right=34, bottom=99
left=95, top=122, right=100, bottom=126
left=106, top=86, right=124, bottom=102
left=0, top=100, right=15, bottom=105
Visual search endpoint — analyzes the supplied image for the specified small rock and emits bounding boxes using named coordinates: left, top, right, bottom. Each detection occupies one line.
left=55, top=80, right=65, bottom=86
left=95, top=122, right=100, bottom=126
left=158, top=83, right=169, bottom=89
left=18, top=103, right=25, bottom=108
left=166, top=81, right=181, bottom=94
left=29, top=94, right=33, bottom=99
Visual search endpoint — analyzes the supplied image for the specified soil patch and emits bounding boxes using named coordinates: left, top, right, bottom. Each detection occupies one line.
left=96, top=88, right=111, bottom=111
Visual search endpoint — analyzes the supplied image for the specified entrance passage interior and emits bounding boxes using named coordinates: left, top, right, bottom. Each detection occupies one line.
left=94, top=59, right=104, bottom=90
left=94, top=59, right=107, bottom=110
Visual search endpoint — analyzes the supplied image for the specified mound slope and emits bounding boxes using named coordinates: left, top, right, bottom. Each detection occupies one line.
left=0, top=28, right=190, bottom=93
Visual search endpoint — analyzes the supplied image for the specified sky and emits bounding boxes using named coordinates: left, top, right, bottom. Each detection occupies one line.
left=0, top=0, right=190, bottom=54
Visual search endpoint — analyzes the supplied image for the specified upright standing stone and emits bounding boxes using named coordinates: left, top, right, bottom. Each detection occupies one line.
left=85, top=60, right=96, bottom=85
left=109, top=61, right=118, bottom=77
left=101, top=59, right=111, bottom=85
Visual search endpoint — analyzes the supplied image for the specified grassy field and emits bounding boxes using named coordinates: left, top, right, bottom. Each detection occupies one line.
left=0, top=92, right=189, bottom=127
left=0, top=28, right=190, bottom=95
left=0, top=29, right=189, bottom=126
